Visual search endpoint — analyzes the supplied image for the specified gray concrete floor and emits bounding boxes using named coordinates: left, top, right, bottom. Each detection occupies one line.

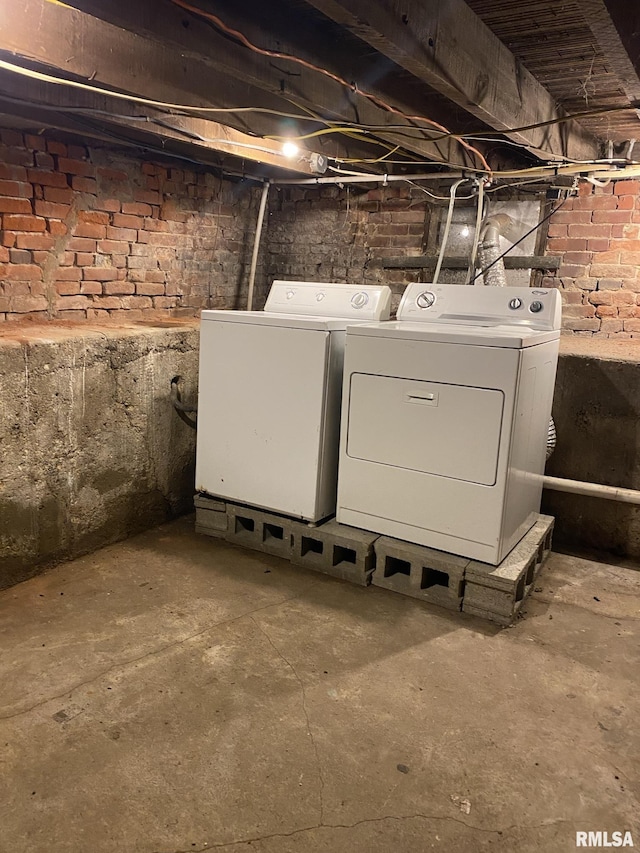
left=0, top=518, right=638, bottom=853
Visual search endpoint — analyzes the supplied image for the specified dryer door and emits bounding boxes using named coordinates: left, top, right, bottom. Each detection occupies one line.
left=346, top=373, right=504, bottom=486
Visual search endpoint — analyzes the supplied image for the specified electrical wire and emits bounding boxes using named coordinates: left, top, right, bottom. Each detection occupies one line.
left=0, top=58, right=331, bottom=122
left=168, top=0, right=491, bottom=173
left=2, top=55, right=636, bottom=179
left=2, top=52, right=638, bottom=170
left=405, top=180, right=478, bottom=201
left=469, top=196, right=569, bottom=286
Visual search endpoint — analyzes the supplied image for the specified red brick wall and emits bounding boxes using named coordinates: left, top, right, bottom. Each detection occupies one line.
left=264, top=184, right=428, bottom=311
left=0, top=129, right=262, bottom=323
left=544, top=179, right=640, bottom=336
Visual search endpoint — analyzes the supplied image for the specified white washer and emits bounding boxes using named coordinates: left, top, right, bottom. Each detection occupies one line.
left=336, top=283, right=561, bottom=564
left=195, top=281, right=391, bottom=522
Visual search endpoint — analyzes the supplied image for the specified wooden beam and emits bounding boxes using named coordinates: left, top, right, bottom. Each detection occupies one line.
left=376, top=256, right=561, bottom=270
left=0, top=69, right=325, bottom=175
left=579, top=0, right=640, bottom=105
left=11, top=0, right=480, bottom=169
left=303, top=0, right=600, bottom=161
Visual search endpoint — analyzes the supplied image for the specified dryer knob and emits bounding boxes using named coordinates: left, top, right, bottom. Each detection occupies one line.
left=416, top=290, right=436, bottom=309
left=286, top=289, right=295, bottom=299
left=509, top=298, right=522, bottom=309
left=316, top=292, right=325, bottom=301
left=351, top=291, right=369, bottom=308
left=530, top=300, right=544, bottom=313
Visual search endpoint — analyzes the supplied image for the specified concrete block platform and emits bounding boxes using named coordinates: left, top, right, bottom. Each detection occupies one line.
left=462, top=516, right=555, bottom=626
left=225, top=503, right=297, bottom=560
left=290, top=519, right=377, bottom=586
left=194, top=494, right=227, bottom=538
left=372, top=536, right=467, bottom=611
left=194, top=494, right=554, bottom=624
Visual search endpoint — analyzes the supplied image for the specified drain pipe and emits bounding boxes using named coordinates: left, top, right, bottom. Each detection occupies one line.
left=247, top=180, right=270, bottom=311
left=433, top=178, right=467, bottom=285
left=544, top=476, right=640, bottom=505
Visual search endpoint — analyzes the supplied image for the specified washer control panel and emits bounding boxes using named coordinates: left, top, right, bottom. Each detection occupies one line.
left=264, top=280, right=391, bottom=320
left=398, top=283, right=561, bottom=330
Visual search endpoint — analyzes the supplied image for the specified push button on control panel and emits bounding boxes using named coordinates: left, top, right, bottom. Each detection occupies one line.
left=508, top=298, right=522, bottom=310
left=416, top=290, right=436, bottom=309
left=530, top=300, right=544, bottom=313
left=351, top=291, right=369, bottom=309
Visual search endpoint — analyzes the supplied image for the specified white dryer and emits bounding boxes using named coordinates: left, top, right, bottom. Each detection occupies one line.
left=336, top=283, right=561, bottom=564
left=195, top=281, right=391, bottom=522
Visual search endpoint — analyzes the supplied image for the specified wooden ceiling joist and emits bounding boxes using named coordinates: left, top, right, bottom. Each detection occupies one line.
left=0, top=79, right=326, bottom=176
left=579, top=0, right=640, bottom=106
left=0, top=0, right=485, bottom=171
left=302, top=0, right=601, bottom=161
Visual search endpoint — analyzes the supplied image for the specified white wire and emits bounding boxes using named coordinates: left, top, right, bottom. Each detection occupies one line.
left=0, top=57, right=319, bottom=121
left=433, top=179, right=467, bottom=285
left=405, top=180, right=477, bottom=201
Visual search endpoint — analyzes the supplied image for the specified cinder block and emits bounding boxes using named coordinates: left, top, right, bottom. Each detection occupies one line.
left=462, top=515, right=554, bottom=624
left=224, top=504, right=295, bottom=559
left=372, top=536, right=468, bottom=611
left=194, top=493, right=227, bottom=538
left=194, top=493, right=226, bottom=513
left=291, top=519, right=378, bottom=586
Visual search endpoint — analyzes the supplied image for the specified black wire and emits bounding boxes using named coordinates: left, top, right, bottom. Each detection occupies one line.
left=468, top=195, right=569, bottom=285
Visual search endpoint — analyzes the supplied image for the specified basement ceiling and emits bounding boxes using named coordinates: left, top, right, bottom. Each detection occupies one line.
left=0, top=0, right=638, bottom=177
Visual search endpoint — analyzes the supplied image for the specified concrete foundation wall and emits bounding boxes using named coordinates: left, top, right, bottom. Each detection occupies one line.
left=0, top=321, right=199, bottom=588
left=543, top=339, right=640, bottom=556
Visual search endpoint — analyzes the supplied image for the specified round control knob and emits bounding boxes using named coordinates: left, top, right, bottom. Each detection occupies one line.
left=530, top=300, right=544, bottom=313
left=351, top=291, right=369, bottom=309
left=509, top=298, right=522, bottom=310
left=286, top=289, right=295, bottom=299
left=316, top=292, right=325, bottom=301
left=416, top=290, right=436, bottom=309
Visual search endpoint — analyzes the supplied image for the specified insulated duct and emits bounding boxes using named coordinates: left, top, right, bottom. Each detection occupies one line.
left=546, top=416, right=556, bottom=460
left=477, top=213, right=514, bottom=287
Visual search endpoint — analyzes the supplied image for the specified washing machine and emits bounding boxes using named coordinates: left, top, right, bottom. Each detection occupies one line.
left=336, top=283, right=561, bottom=564
left=195, top=280, right=391, bottom=522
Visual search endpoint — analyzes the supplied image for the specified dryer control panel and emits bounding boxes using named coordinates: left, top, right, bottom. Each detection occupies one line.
left=397, top=283, right=561, bottom=330
left=265, top=280, right=392, bottom=320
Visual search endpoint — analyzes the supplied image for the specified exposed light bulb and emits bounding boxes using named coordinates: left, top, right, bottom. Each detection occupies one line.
left=461, top=226, right=470, bottom=237
left=282, top=141, right=299, bottom=158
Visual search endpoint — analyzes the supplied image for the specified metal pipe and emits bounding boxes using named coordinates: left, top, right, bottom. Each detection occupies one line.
left=170, top=377, right=197, bottom=413
left=467, top=179, right=485, bottom=284
left=247, top=180, right=270, bottom=310
left=543, top=476, right=640, bottom=505
left=274, top=171, right=466, bottom=186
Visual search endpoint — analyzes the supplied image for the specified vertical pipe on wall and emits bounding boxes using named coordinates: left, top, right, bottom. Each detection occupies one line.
left=247, top=180, right=271, bottom=311
left=433, top=178, right=466, bottom=285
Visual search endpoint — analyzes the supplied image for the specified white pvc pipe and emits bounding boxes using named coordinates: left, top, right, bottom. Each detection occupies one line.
left=433, top=178, right=467, bottom=285
left=543, top=476, right=640, bottom=505
left=247, top=180, right=270, bottom=310
left=275, top=171, right=465, bottom=185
